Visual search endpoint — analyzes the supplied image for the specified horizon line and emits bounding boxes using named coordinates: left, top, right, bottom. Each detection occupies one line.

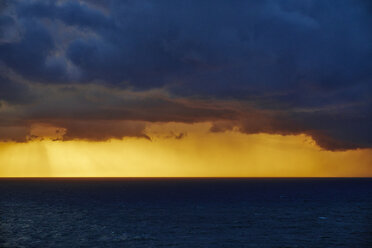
left=1, top=176, right=371, bottom=179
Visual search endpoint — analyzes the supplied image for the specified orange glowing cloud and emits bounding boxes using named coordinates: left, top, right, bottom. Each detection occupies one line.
left=0, top=122, right=371, bottom=177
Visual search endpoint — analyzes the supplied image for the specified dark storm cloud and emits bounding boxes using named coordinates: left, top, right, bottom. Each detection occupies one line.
left=33, top=120, right=151, bottom=142
left=0, top=84, right=237, bottom=142
left=0, top=75, right=33, bottom=104
left=0, top=0, right=371, bottom=150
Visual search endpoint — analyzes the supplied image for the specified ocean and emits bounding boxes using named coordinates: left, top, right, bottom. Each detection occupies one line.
left=0, top=178, right=371, bottom=247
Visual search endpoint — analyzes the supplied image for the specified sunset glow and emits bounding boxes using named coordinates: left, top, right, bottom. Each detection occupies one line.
left=1, top=0, right=371, bottom=178
left=1, top=123, right=371, bottom=177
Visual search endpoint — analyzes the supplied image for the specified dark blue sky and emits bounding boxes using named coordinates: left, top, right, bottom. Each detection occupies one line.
left=0, top=0, right=371, bottom=150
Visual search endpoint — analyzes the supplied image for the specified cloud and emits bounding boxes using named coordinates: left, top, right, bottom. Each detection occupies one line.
left=0, top=0, right=371, bottom=150
left=0, top=84, right=237, bottom=142
left=0, top=75, right=33, bottom=104
left=51, top=120, right=149, bottom=141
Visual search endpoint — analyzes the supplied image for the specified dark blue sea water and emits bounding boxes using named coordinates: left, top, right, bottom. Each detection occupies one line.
left=0, top=178, right=371, bottom=248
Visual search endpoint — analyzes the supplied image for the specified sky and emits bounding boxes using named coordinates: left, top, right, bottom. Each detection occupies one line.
left=0, top=0, right=371, bottom=177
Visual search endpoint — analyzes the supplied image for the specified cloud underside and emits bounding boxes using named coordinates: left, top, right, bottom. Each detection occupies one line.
left=0, top=0, right=371, bottom=150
